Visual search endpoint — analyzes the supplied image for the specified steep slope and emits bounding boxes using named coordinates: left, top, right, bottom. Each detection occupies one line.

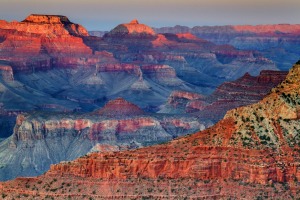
left=1, top=63, right=299, bottom=198
left=0, top=98, right=204, bottom=181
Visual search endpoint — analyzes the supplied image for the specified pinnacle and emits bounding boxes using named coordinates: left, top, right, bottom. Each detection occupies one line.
left=130, top=19, right=139, bottom=24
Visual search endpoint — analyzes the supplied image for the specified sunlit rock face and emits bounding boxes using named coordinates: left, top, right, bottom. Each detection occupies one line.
left=23, top=14, right=72, bottom=24
left=12, top=14, right=88, bottom=36
left=104, top=19, right=156, bottom=37
left=2, top=63, right=299, bottom=199
left=0, top=14, right=111, bottom=72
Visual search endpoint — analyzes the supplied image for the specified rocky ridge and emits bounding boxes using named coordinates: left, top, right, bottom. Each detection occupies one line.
left=1, top=63, right=299, bottom=198
left=2, top=14, right=88, bottom=36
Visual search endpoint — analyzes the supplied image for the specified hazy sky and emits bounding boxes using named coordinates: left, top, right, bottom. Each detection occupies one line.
left=1, top=0, right=299, bottom=30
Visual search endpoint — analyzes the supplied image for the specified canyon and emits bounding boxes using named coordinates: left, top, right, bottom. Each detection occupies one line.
left=0, top=64, right=286, bottom=181
left=0, top=14, right=299, bottom=199
left=1, top=62, right=299, bottom=199
left=0, top=15, right=280, bottom=140
left=0, top=97, right=204, bottom=181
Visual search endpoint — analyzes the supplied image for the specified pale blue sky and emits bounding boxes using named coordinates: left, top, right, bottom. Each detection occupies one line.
left=1, top=0, right=299, bottom=30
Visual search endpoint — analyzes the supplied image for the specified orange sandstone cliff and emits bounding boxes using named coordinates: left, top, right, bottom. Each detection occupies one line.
left=0, top=14, right=116, bottom=72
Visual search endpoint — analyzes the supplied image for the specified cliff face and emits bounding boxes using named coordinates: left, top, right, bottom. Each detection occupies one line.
left=104, top=19, right=155, bottom=38
left=0, top=14, right=111, bottom=72
left=0, top=98, right=204, bottom=181
left=1, top=64, right=298, bottom=199
left=4, top=14, right=89, bottom=36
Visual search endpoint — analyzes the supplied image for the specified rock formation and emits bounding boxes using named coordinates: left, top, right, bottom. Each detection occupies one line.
left=95, top=97, right=144, bottom=116
left=0, top=14, right=115, bottom=72
left=1, top=63, right=299, bottom=199
left=0, top=97, right=204, bottom=181
left=4, top=14, right=89, bottom=36
left=104, top=19, right=155, bottom=37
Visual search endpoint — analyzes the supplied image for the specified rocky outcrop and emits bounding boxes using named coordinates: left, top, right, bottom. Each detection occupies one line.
left=3, top=14, right=89, bottom=36
left=1, top=63, right=299, bottom=199
left=104, top=19, right=155, bottom=37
